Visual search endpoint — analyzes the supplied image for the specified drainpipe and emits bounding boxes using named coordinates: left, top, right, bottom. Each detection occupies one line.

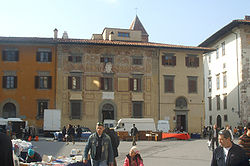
left=232, top=31, right=241, bottom=122
left=157, top=48, right=161, bottom=120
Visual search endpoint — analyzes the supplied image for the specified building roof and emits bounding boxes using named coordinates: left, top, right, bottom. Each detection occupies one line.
left=0, top=37, right=213, bottom=53
left=129, top=15, right=148, bottom=36
left=199, top=19, right=250, bottom=47
left=0, top=37, right=56, bottom=44
left=57, top=38, right=213, bottom=52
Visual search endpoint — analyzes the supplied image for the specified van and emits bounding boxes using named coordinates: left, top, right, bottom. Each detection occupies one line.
left=115, top=118, right=156, bottom=132
left=157, top=120, right=170, bottom=132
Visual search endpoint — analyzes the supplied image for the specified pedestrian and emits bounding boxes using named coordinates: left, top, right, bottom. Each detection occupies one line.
left=211, top=129, right=248, bottom=166
left=209, top=124, right=219, bottom=151
left=62, top=126, right=66, bottom=140
left=0, top=132, right=14, bottom=166
left=76, top=125, right=82, bottom=141
left=238, top=122, right=250, bottom=159
left=104, top=127, right=120, bottom=166
left=83, top=122, right=114, bottom=166
left=233, top=127, right=238, bottom=138
left=225, top=125, right=234, bottom=141
left=130, top=124, right=139, bottom=146
left=123, top=146, right=144, bottom=166
left=66, top=124, right=75, bottom=145
left=26, top=148, right=42, bottom=163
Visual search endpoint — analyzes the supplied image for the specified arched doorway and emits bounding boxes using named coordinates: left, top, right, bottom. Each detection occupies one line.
left=3, top=103, right=16, bottom=118
left=216, top=115, right=222, bottom=129
left=102, top=103, right=114, bottom=121
left=175, top=97, right=188, bottom=132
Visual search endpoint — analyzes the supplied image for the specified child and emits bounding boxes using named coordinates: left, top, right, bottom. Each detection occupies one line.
left=123, top=146, right=144, bottom=166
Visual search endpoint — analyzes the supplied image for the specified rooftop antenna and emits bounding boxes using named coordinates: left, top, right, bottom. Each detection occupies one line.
left=135, top=7, right=138, bottom=15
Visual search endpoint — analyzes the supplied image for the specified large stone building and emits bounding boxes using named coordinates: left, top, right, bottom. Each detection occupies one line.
left=0, top=16, right=213, bottom=133
left=56, top=16, right=212, bottom=132
left=0, top=37, right=57, bottom=128
left=200, top=16, right=250, bottom=128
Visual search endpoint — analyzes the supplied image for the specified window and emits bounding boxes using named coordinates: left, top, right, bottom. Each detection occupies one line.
left=132, top=57, right=143, bottom=65
left=223, top=63, right=226, bottom=69
left=130, top=76, right=142, bottom=92
left=70, top=100, right=81, bottom=119
left=224, top=115, right=228, bottom=122
left=100, top=56, right=113, bottom=63
left=36, top=50, right=52, bottom=62
left=35, top=76, right=52, bottom=89
left=216, top=74, right=220, bottom=90
left=223, top=73, right=227, bottom=88
left=2, top=49, right=19, bottom=61
left=37, top=100, right=48, bottom=118
left=162, top=53, right=176, bottom=66
left=68, top=76, right=81, bottom=90
left=208, top=54, right=211, bottom=63
left=216, top=95, right=220, bottom=110
left=208, top=70, right=211, bottom=75
left=223, top=94, right=227, bottom=109
left=222, top=42, right=225, bottom=56
left=164, top=75, right=175, bottom=93
left=208, top=77, right=212, bottom=92
left=209, top=116, right=212, bottom=125
left=2, top=76, right=17, bottom=89
left=188, top=76, right=197, bottom=93
left=216, top=47, right=219, bottom=59
left=68, top=55, right=82, bottom=63
left=208, top=97, right=212, bottom=111
left=100, top=77, right=113, bottom=91
left=132, top=102, right=143, bottom=118
left=118, top=32, right=130, bottom=37
left=185, top=55, right=199, bottom=67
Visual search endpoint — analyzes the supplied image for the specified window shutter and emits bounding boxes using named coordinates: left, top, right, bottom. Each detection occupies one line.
left=15, top=51, right=19, bottom=61
left=14, top=76, right=17, bottom=88
left=48, top=52, right=52, bottom=62
left=100, top=77, right=104, bottom=90
left=36, top=52, right=40, bottom=61
left=195, top=57, right=199, bottom=67
left=166, top=79, right=172, bottom=92
left=68, top=56, right=72, bottom=62
left=68, top=76, right=72, bottom=89
left=162, top=56, right=165, bottom=65
left=2, top=76, right=6, bottom=88
left=35, top=76, right=39, bottom=89
left=76, top=77, right=81, bottom=89
left=130, top=78, right=134, bottom=91
left=2, top=50, right=6, bottom=61
left=172, top=56, right=176, bottom=66
left=185, top=57, right=189, bottom=67
left=48, top=76, right=52, bottom=89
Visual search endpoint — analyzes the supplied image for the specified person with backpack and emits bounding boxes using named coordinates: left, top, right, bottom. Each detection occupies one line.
left=104, top=127, right=120, bottom=166
left=130, top=124, right=139, bottom=146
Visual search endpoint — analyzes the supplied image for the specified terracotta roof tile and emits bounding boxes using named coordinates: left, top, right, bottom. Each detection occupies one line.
left=57, top=38, right=213, bottom=52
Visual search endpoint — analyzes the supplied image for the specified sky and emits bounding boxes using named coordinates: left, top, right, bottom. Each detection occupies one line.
left=0, top=0, right=249, bottom=46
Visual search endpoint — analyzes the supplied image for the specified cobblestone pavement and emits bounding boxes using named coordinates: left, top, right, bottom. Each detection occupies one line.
left=31, top=138, right=219, bottom=166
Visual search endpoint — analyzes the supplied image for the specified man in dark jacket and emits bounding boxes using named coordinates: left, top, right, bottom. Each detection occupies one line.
left=83, top=122, right=114, bottom=166
left=238, top=122, right=250, bottom=159
left=76, top=125, right=82, bottom=141
left=0, top=132, right=14, bottom=166
left=211, top=129, right=248, bottom=166
left=131, top=124, right=139, bottom=146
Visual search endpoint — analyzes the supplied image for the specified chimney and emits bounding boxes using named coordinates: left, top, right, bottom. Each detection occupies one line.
left=109, top=31, right=114, bottom=41
left=62, top=31, right=68, bottom=39
left=53, top=28, right=58, bottom=39
left=245, top=15, right=250, bottom=20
